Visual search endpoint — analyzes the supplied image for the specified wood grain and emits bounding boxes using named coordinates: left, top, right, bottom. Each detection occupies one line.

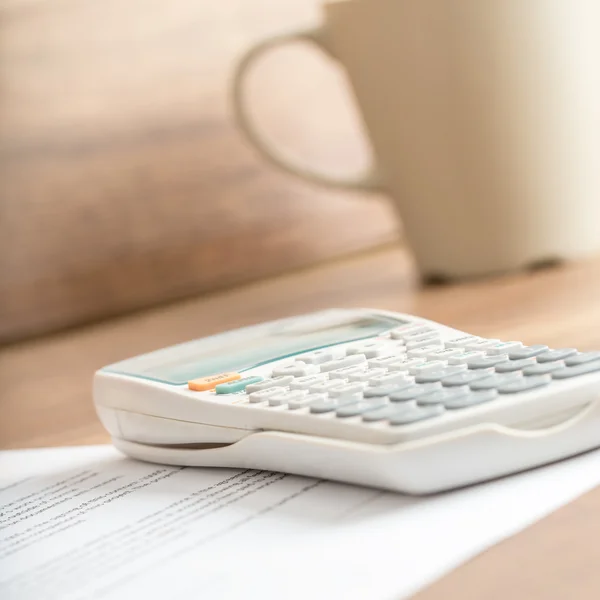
left=0, top=0, right=397, bottom=342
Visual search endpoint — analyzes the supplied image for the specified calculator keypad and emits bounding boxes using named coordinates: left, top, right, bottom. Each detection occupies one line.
left=234, top=332, right=600, bottom=429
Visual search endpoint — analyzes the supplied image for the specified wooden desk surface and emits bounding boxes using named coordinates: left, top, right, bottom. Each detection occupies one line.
left=2, top=244, right=600, bottom=599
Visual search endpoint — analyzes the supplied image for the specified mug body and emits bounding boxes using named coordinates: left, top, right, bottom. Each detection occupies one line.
left=324, top=0, right=600, bottom=277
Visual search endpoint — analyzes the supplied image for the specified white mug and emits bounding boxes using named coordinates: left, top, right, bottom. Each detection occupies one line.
left=232, top=0, right=600, bottom=279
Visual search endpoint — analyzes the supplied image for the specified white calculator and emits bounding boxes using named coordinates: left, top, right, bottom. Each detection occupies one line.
left=94, top=308, right=600, bottom=494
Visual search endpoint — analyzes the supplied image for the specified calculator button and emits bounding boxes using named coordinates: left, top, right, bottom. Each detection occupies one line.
left=536, top=348, right=577, bottom=363
left=362, top=404, right=400, bottom=422
left=347, top=368, right=388, bottom=382
left=416, top=386, right=470, bottom=406
left=551, top=360, right=600, bottom=380
left=328, top=382, right=366, bottom=399
left=466, top=354, right=509, bottom=369
left=363, top=382, right=414, bottom=397
left=385, top=358, right=427, bottom=372
left=310, top=396, right=359, bottom=414
left=442, top=368, right=494, bottom=387
left=327, top=364, right=367, bottom=379
left=346, top=342, right=386, bottom=358
left=494, top=357, right=537, bottom=372
left=336, top=398, right=388, bottom=418
left=295, top=350, right=335, bottom=364
left=406, top=338, right=443, bottom=351
left=390, top=325, right=434, bottom=340
left=367, top=372, right=413, bottom=387
left=484, top=341, right=524, bottom=355
left=444, top=335, right=482, bottom=349
left=272, top=363, right=319, bottom=377
left=188, top=372, right=241, bottom=391
left=406, top=344, right=445, bottom=358
left=415, top=365, right=467, bottom=383
left=289, top=374, right=328, bottom=390
left=319, top=354, right=367, bottom=372
left=248, top=386, right=288, bottom=403
left=497, top=375, right=551, bottom=393
left=426, top=348, right=464, bottom=361
left=215, top=376, right=263, bottom=394
left=446, top=351, right=485, bottom=365
left=285, top=392, right=326, bottom=410
left=408, top=361, right=448, bottom=375
left=245, top=376, right=293, bottom=393
left=445, top=389, right=498, bottom=409
left=469, top=372, right=522, bottom=390
left=368, top=355, right=407, bottom=369
left=389, top=383, right=442, bottom=402
left=507, top=345, right=549, bottom=360
left=388, top=404, right=444, bottom=425
left=564, top=351, right=600, bottom=366
left=404, top=331, right=441, bottom=344
left=269, top=390, right=309, bottom=407
left=463, top=339, right=501, bottom=351
left=309, top=378, right=348, bottom=394
left=522, top=361, right=565, bottom=376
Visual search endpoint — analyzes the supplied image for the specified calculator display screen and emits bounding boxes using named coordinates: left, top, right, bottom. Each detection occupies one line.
left=104, top=314, right=403, bottom=384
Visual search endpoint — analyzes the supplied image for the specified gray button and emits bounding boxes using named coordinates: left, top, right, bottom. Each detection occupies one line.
left=388, top=404, right=444, bottom=425
left=362, top=404, right=400, bottom=422
left=466, top=354, right=509, bottom=369
left=442, top=368, right=494, bottom=386
left=507, top=345, right=549, bottom=360
left=445, top=389, right=498, bottom=409
left=408, top=360, right=449, bottom=375
left=336, top=398, right=388, bottom=418
left=363, top=382, right=413, bottom=397
left=246, top=376, right=293, bottom=393
left=552, top=360, right=600, bottom=380
left=248, top=386, right=289, bottom=403
left=564, top=351, right=600, bottom=366
left=416, top=386, right=470, bottom=405
left=389, top=383, right=442, bottom=402
left=320, top=354, right=367, bottom=372
left=272, top=363, right=319, bottom=377
left=494, top=357, right=537, bottom=372
left=464, top=339, right=501, bottom=351
left=404, top=331, right=441, bottom=344
left=415, top=365, right=467, bottom=383
left=426, top=348, right=465, bottom=361
left=287, top=392, right=326, bottom=410
left=522, top=361, right=565, bottom=376
left=310, top=396, right=359, bottom=414
left=497, top=375, right=551, bottom=393
left=536, top=348, right=577, bottom=363
left=469, top=372, right=522, bottom=390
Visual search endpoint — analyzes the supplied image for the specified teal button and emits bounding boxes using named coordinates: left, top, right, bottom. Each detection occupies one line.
left=215, top=376, right=263, bottom=394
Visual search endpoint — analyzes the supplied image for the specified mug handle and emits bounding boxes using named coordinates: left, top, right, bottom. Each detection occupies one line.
left=231, top=28, right=382, bottom=192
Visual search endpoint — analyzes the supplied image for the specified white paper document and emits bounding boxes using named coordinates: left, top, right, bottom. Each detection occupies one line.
left=1, top=445, right=600, bottom=600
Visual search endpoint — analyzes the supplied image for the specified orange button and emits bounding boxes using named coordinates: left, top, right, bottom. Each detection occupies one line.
left=188, top=372, right=241, bottom=391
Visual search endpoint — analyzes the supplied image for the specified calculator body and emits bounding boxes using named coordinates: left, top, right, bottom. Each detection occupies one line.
left=93, top=308, right=600, bottom=494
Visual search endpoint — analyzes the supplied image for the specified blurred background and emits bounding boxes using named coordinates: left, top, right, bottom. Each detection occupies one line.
left=0, top=0, right=400, bottom=345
